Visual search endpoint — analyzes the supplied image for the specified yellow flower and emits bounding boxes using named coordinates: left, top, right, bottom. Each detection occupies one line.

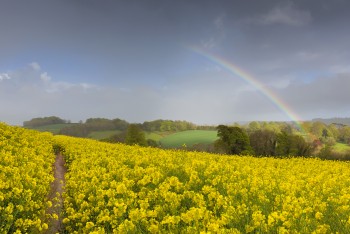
left=315, top=212, right=323, bottom=220
left=86, top=222, right=95, bottom=229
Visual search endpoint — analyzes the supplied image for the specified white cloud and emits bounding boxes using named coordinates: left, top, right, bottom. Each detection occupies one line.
left=0, top=73, right=11, bottom=81
left=30, top=62, right=41, bottom=71
left=0, top=61, right=349, bottom=126
left=40, top=72, right=51, bottom=82
left=260, top=2, right=312, bottom=26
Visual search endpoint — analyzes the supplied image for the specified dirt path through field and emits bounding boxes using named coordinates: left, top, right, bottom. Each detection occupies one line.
left=46, top=153, right=66, bottom=233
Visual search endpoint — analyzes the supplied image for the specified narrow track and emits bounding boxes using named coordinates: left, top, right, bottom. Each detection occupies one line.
left=46, top=153, right=66, bottom=233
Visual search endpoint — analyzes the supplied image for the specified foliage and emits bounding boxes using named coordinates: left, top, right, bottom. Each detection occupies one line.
left=88, top=130, right=122, bottom=140
left=147, top=139, right=159, bottom=147
left=54, top=135, right=350, bottom=233
left=27, top=123, right=72, bottom=134
left=312, top=117, right=350, bottom=126
left=125, top=124, right=147, bottom=146
left=0, top=123, right=55, bottom=233
left=59, top=124, right=90, bottom=137
left=333, top=143, right=350, bottom=153
left=23, top=116, right=67, bottom=127
left=58, top=118, right=129, bottom=137
left=142, top=119, right=197, bottom=132
left=249, top=130, right=277, bottom=156
left=339, top=126, right=350, bottom=144
left=215, top=125, right=252, bottom=155
left=101, top=132, right=127, bottom=143
left=276, top=131, right=313, bottom=157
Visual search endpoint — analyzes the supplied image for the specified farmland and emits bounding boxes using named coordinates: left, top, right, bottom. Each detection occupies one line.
left=88, top=130, right=122, bottom=140
left=0, top=123, right=55, bottom=233
left=54, top=135, right=350, bottom=233
left=26, top=123, right=72, bottom=134
left=2, top=122, right=350, bottom=233
left=160, top=130, right=218, bottom=148
left=333, top=143, right=350, bottom=153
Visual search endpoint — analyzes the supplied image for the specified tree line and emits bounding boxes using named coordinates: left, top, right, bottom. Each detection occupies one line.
left=215, top=125, right=313, bottom=157
left=23, top=116, right=69, bottom=127
left=23, top=116, right=350, bottom=159
left=23, top=116, right=215, bottom=137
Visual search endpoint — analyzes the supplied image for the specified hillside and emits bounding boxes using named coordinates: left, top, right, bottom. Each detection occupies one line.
left=26, top=123, right=73, bottom=134
left=3, top=122, right=350, bottom=232
left=312, top=117, right=350, bottom=126
left=160, top=130, right=218, bottom=148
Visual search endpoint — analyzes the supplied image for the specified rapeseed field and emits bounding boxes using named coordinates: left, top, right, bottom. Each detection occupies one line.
left=2, top=122, right=350, bottom=233
left=54, top=135, right=350, bottom=233
left=0, top=123, right=55, bottom=233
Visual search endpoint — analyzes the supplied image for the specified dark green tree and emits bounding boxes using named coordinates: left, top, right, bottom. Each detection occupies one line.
left=23, top=116, right=67, bottom=127
left=215, top=125, right=252, bottom=155
left=276, top=131, right=313, bottom=157
left=275, top=131, right=291, bottom=156
left=249, top=130, right=277, bottom=156
left=125, top=124, right=147, bottom=146
left=290, top=135, right=313, bottom=156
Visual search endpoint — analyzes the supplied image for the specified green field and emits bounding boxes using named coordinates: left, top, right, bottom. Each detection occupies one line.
left=145, top=132, right=163, bottom=142
left=160, top=130, right=218, bottom=148
left=88, top=130, right=122, bottom=140
left=333, top=142, right=350, bottom=153
left=28, top=123, right=72, bottom=134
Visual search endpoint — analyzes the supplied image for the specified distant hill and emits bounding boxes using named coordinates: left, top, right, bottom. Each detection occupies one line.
left=23, top=116, right=69, bottom=127
left=25, top=123, right=74, bottom=134
left=312, top=118, right=350, bottom=126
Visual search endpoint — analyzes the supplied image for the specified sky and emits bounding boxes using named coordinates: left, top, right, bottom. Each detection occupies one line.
left=1, top=0, right=350, bottom=125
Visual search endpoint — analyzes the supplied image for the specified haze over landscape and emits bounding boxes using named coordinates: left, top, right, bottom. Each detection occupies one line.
left=1, top=0, right=349, bottom=125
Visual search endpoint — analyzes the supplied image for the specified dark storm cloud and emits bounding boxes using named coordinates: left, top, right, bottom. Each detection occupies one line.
left=281, top=74, right=350, bottom=116
left=1, top=0, right=350, bottom=124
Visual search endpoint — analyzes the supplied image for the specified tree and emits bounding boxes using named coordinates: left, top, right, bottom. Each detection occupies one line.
left=247, top=121, right=261, bottom=133
left=275, top=131, right=291, bottom=156
left=59, top=124, right=89, bottom=137
left=125, top=124, right=147, bottom=146
left=23, top=116, right=67, bottom=127
left=310, top=121, right=326, bottom=138
left=290, top=135, right=313, bottom=156
left=249, top=130, right=277, bottom=156
left=101, top=132, right=126, bottom=143
left=112, top=118, right=129, bottom=131
left=328, top=124, right=340, bottom=141
left=339, top=126, right=350, bottom=144
left=275, top=131, right=313, bottom=157
left=215, top=125, right=252, bottom=155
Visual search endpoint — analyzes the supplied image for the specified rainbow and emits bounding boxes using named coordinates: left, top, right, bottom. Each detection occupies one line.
left=189, top=46, right=307, bottom=134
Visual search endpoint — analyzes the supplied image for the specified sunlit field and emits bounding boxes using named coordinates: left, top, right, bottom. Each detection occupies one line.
left=2, top=122, right=350, bottom=233
left=160, top=130, right=218, bottom=148
left=0, top=123, right=55, bottom=233
left=55, top=135, right=350, bottom=233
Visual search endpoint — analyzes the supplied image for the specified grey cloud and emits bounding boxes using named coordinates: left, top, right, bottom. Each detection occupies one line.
left=0, top=64, right=164, bottom=125
left=234, top=73, right=350, bottom=121
left=281, top=74, right=350, bottom=115
left=260, top=1, right=312, bottom=26
left=1, top=1, right=350, bottom=124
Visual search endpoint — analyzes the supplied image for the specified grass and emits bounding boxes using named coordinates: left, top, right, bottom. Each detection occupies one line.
left=160, top=130, right=218, bottom=148
left=333, top=143, right=350, bottom=153
left=28, top=124, right=73, bottom=134
left=88, top=130, right=122, bottom=140
left=145, top=132, right=163, bottom=142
